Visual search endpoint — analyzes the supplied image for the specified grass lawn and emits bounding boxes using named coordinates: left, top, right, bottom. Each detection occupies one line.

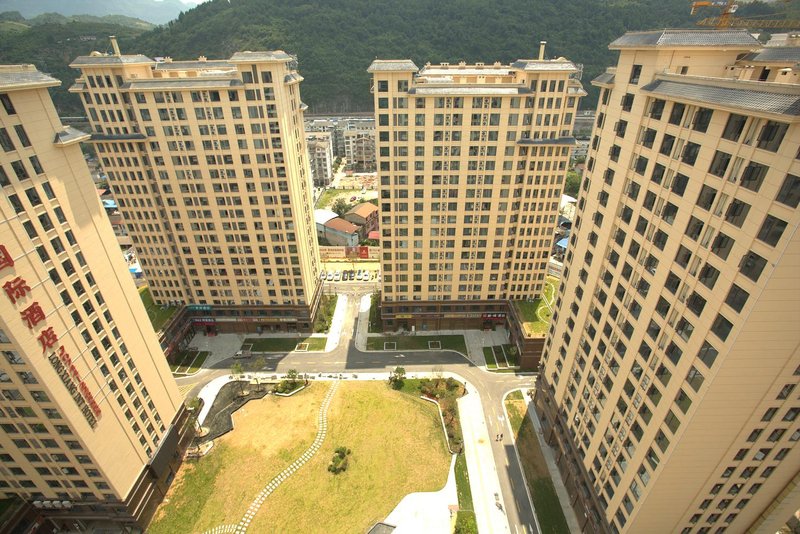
left=316, top=188, right=361, bottom=209
left=368, top=293, right=382, bottom=333
left=543, top=276, right=560, bottom=305
left=366, top=335, right=467, bottom=354
left=243, top=336, right=327, bottom=352
left=185, top=352, right=209, bottom=374
left=148, top=384, right=327, bottom=534
left=454, top=452, right=478, bottom=533
left=483, top=347, right=498, bottom=369
left=513, top=299, right=552, bottom=337
left=248, top=382, right=450, bottom=533
left=139, top=286, right=178, bottom=332
left=505, top=392, right=570, bottom=534
left=502, top=344, right=519, bottom=367
left=313, top=294, right=338, bottom=333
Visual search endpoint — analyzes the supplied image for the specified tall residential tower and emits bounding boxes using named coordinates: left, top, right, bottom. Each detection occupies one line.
left=0, top=64, right=186, bottom=530
left=70, top=40, right=321, bottom=334
left=369, top=46, right=585, bottom=353
left=536, top=30, right=800, bottom=533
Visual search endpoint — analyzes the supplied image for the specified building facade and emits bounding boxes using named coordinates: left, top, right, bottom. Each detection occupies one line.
left=343, top=119, right=376, bottom=172
left=0, top=64, right=187, bottom=530
left=369, top=50, right=584, bottom=334
left=536, top=30, right=800, bottom=533
left=69, top=41, right=322, bottom=334
left=306, top=131, right=333, bottom=187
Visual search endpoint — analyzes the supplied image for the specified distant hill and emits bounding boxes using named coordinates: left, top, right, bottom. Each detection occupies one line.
left=0, top=11, right=154, bottom=31
left=0, top=0, right=185, bottom=25
left=0, top=0, right=795, bottom=117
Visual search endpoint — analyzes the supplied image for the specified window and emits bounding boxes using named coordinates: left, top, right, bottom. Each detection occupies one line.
left=711, top=232, right=734, bottom=261
left=711, top=314, right=733, bottom=342
left=740, top=162, right=767, bottom=192
left=669, top=103, right=685, bottom=125
left=725, top=199, right=750, bottom=228
left=739, top=251, right=767, bottom=282
left=722, top=113, right=747, bottom=141
left=621, top=94, right=634, bottom=112
left=629, top=64, right=642, bottom=84
left=709, top=151, right=731, bottom=178
left=686, top=366, right=705, bottom=392
left=756, top=121, right=789, bottom=152
left=775, top=174, right=800, bottom=208
left=682, top=142, right=700, bottom=165
left=693, top=108, right=713, bottom=133
left=757, top=215, right=787, bottom=247
left=725, top=284, right=749, bottom=313
left=672, top=173, right=689, bottom=196
left=697, top=185, right=717, bottom=210
left=0, top=94, right=15, bottom=115
left=698, top=341, right=718, bottom=368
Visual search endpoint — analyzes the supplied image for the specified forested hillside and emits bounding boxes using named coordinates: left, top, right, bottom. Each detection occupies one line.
left=0, top=0, right=794, bottom=115
left=0, top=0, right=185, bottom=25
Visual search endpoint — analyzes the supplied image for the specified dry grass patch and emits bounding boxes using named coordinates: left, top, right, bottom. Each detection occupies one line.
left=147, top=384, right=326, bottom=534
left=249, top=381, right=451, bottom=533
left=505, top=393, right=569, bottom=534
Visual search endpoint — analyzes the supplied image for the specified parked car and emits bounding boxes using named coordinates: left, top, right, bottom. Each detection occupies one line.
left=348, top=270, right=356, bottom=279
left=333, top=271, right=341, bottom=281
left=342, top=271, right=350, bottom=281
left=319, top=270, right=326, bottom=280
left=326, top=272, right=334, bottom=281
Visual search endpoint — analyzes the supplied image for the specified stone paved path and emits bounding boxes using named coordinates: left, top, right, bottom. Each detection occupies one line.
left=204, top=381, right=339, bottom=534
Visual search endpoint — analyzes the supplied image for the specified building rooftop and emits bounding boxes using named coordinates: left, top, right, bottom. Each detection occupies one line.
left=228, top=51, right=293, bottom=63
left=53, top=126, right=90, bottom=146
left=0, top=65, right=60, bottom=91
left=324, top=217, right=359, bottom=234
left=314, top=209, right=338, bottom=225
left=743, top=47, right=800, bottom=64
left=510, top=59, right=579, bottom=72
left=592, top=71, right=616, bottom=86
left=641, top=77, right=800, bottom=116
left=346, top=202, right=378, bottom=219
left=154, top=60, right=234, bottom=70
left=70, top=53, right=155, bottom=67
left=610, top=29, right=759, bottom=49
left=367, top=59, right=419, bottom=73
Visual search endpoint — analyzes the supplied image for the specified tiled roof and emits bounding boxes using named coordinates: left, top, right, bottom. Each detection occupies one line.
left=313, top=209, right=338, bottom=225
left=324, top=217, right=359, bottom=234
left=410, top=86, right=527, bottom=95
left=346, top=202, right=378, bottom=219
left=70, top=54, right=154, bottom=67
left=367, top=60, right=419, bottom=73
left=640, top=78, right=800, bottom=116
left=53, top=127, right=90, bottom=146
left=610, top=29, right=758, bottom=49
left=744, top=47, right=800, bottom=63
left=592, top=72, right=616, bottom=85
left=0, top=66, right=60, bottom=91
left=122, top=79, right=243, bottom=90
left=154, top=60, right=234, bottom=70
left=229, top=51, right=293, bottom=62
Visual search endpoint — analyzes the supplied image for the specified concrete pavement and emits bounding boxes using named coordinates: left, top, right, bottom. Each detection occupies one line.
left=175, top=289, right=544, bottom=533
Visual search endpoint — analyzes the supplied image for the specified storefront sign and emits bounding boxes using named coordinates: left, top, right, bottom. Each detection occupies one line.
left=0, top=243, right=101, bottom=427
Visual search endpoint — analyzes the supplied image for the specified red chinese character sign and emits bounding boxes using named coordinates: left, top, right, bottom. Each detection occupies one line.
left=20, top=302, right=46, bottom=329
left=0, top=245, right=14, bottom=271
left=3, top=276, right=31, bottom=303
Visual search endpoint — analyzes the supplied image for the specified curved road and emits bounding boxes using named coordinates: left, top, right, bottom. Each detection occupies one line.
left=177, top=290, right=539, bottom=534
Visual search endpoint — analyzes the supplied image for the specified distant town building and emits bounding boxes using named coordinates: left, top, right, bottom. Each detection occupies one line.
left=69, top=40, right=322, bottom=333
left=313, top=209, right=358, bottom=246
left=538, top=29, right=800, bottom=534
left=344, top=202, right=379, bottom=239
left=343, top=128, right=376, bottom=172
left=306, top=131, right=333, bottom=186
left=0, top=64, right=186, bottom=530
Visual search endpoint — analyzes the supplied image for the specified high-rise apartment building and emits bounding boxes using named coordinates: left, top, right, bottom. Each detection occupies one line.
left=306, top=131, right=333, bottom=187
left=536, top=30, right=800, bottom=533
left=0, top=64, right=187, bottom=530
left=70, top=39, right=321, bottom=334
left=369, top=47, right=585, bottom=336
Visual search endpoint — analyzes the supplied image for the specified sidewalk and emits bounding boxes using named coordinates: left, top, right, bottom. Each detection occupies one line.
left=458, top=380, right=511, bottom=533
left=324, top=294, right=348, bottom=352
left=522, top=388, right=582, bottom=533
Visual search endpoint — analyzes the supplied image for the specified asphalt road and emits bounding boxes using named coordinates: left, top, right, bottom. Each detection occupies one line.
left=178, top=292, right=540, bottom=534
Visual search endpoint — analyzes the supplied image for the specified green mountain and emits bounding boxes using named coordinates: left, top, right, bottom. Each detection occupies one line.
left=1, top=0, right=794, bottom=116
left=0, top=0, right=186, bottom=25
left=129, top=0, right=788, bottom=113
left=0, top=11, right=154, bottom=30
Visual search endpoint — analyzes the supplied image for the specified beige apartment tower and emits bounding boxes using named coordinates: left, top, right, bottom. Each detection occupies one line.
left=69, top=40, right=321, bottom=336
left=369, top=47, right=585, bottom=339
left=536, top=30, right=800, bottom=533
left=0, top=65, right=187, bottom=530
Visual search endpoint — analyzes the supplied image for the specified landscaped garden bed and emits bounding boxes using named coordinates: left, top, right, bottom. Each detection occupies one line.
left=366, top=334, right=467, bottom=354
left=242, top=336, right=327, bottom=353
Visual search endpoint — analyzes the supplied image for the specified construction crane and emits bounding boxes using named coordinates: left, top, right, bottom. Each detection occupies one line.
left=691, top=0, right=800, bottom=29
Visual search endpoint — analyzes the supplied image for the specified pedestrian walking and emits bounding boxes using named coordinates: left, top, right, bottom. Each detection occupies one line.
left=500, top=433, right=503, bottom=440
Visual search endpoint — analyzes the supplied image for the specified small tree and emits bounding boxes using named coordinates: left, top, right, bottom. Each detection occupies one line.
left=231, top=362, right=245, bottom=395
left=249, top=356, right=266, bottom=390
left=332, top=197, right=349, bottom=216
left=389, top=366, right=406, bottom=390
